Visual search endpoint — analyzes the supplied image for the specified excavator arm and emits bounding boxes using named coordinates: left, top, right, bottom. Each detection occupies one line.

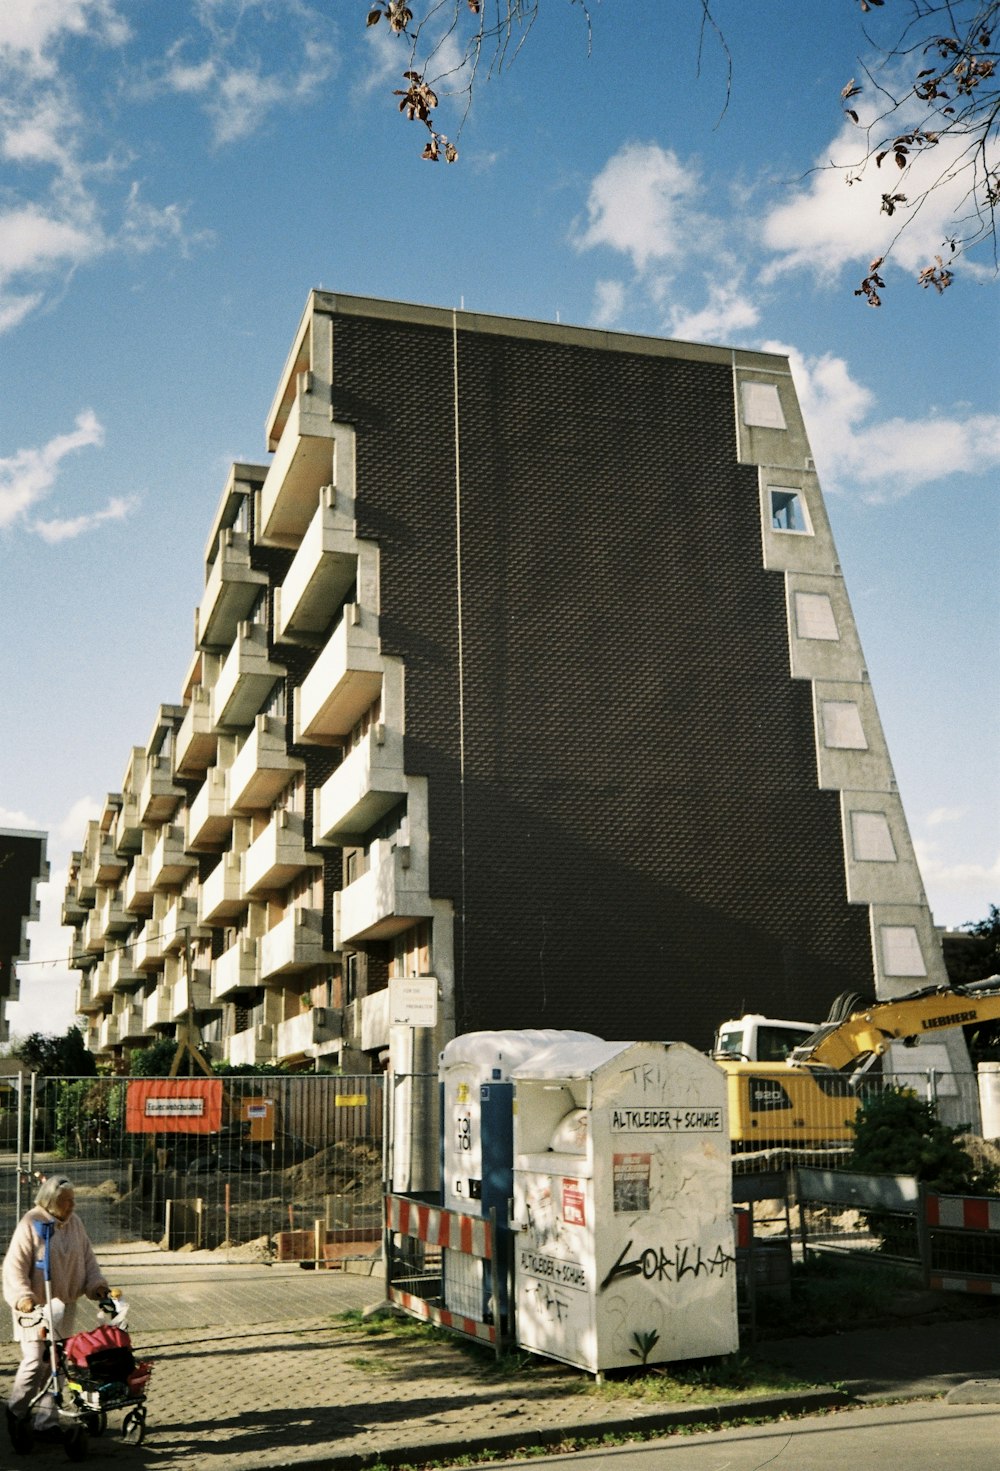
left=788, top=978, right=1000, bottom=1072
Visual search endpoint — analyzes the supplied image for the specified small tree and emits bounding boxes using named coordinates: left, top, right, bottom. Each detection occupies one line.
left=12, top=1026, right=96, bottom=1077
left=850, top=1085, right=999, bottom=1252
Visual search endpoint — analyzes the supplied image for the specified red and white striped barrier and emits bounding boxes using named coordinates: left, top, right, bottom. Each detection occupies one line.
left=385, top=1194, right=493, bottom=1260
left=929, top=1272, right=1000, bottom=1296
left=387, top=1285, right=498, bottom=1344
left=926, top=1194, right=1000, bottom=1231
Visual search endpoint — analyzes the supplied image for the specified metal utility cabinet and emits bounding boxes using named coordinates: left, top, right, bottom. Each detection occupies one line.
left=511, top=1039, right=738, bottom=1374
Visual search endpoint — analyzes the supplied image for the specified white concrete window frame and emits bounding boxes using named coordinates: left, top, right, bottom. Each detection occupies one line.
left=769, top=486, right=813, bottom=535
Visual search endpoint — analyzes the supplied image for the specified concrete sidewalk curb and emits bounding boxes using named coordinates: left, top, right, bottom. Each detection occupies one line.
left=249, top=1388, right=854, bottom=1471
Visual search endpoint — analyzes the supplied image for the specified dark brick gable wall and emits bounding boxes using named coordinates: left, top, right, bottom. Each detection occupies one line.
left=331, top=311, right=873, bottom=1049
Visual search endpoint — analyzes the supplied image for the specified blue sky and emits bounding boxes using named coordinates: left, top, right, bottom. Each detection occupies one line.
left=1, top=1, right=997, bottom=1037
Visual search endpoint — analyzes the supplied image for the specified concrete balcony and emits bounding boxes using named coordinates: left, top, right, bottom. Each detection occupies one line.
left=293, top=606, right=382, bottom=744
left=186, top=766, right=232, bottom=850
left=170, top=966, right=213, bottom=1021
left=97, top=1015, right=115, bottom=1052
left=225, top=1024, right=274, bottom=1068
left=210, top=936, right=258, bottom=1002
left=258, top=907, right=333, bottom=980
left=94, top=834, right=126, bottom=885
left=211, top=622, right=282, bottom=731
left=335, top=839, right=433, bottom=946
left=113, top=792, right=143, bottom=855
left=123, top=854, right=154, bottom=915
left=85, top=886, right=126, bottom=948
left=275, top=1007, right=341, bottom=1062
left=108, top=942, right=142, bottom=992
left=76, top=979, right=103, bottom=1016
left=196, top=529, right=269, bottom=651
left=313, top=723, right=406, bottom=846
left=198, top=852, right=246, bottom=925
left=114, top=1006, right=149, bottom=1047
left=139, top=754, right=184, bottom=826
left=134, top=919, right=166, bottom=973
left=143, top=987, right=175, bottom=1031
left=161, top=895, right=204, bottom=952
left=174, top=688, right=217, bottom=779
left=149, top=825, right=198, bottom=891
left=242, top=811, right=321, bottom=898
left=273, top=490, right=357, bottom=642
left=62, top=893, right=89, bottom=927
left=259, top=383, right=335, bottom=546
left=227, top=716, right=303, bottom=813
left=73, top=848, right=97, bottom=906
left=88, top=961, right=113, bottom=1007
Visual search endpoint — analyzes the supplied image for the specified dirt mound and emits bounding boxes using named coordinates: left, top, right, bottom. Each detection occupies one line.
left=282, top=1141, right=382, bottom=1198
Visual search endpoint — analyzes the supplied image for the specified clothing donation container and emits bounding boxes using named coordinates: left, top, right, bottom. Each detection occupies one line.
left=511, top=1038, right=737, bottom=1374
left=439, top=1029, right=599, bottom=1323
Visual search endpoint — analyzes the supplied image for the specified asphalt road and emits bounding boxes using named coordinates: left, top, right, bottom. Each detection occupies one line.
left=486, top=1399, right=1000, bottom=1470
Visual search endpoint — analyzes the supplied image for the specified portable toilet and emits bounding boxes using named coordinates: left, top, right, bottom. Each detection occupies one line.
left=439, top=1029, right=600, bottom=1323
left=511, top=1038, right=737, bottom=1374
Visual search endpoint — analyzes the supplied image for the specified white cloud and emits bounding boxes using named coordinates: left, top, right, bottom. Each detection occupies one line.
left=761, top=114, right=999, bottom=282
left=913, top=839, right=1000, bottom=928
left=0, top=0, right=129, bottom=77
left=927, top=807, right=971, bottom=828
left=762, top=339, right=1000, bottom=501
left=0, top=205, right=101, bottom=283
left=33, top=493, right=138, bottom=544
left=668, top=284, right=760, bottom=344
left=0, top=411, right=105, bottom=532
left=121, top=184, right=213, bottom=257
left=591, top=279, right=626, bottom=328
left=573, top=142, right=707, bottom=273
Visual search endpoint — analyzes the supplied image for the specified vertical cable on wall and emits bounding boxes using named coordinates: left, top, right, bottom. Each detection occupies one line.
left=452, top=309, right=467, bottom=992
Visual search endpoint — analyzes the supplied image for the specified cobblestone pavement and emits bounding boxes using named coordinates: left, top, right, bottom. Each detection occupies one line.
left=1, top=1243, right=998, bottom=1470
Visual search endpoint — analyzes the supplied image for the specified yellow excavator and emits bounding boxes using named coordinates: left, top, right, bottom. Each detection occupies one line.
left=718, top=978, right=1000, bottom=1150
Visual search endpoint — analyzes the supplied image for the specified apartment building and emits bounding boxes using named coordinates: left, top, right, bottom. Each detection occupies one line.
left=0, top=828, right=49, bottom=1043
left=62, top=292, right=950, bottom=1077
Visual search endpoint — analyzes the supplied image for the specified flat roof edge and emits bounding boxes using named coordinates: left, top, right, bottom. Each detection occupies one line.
left=308, top=289, right=789, bottom=370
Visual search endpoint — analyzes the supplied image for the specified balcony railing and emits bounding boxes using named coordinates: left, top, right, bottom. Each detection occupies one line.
left=170, top=968, right=212, bottom=1021
left=293, top=605, right=382, bottom=744
left=108, top=943, right=142, bottom=992
left=114, top=1006, right=148, bottom=1046
left=225, top=1024, right=274, bottom=1068
left=227, top=715, right=304, bottom=813
left=161, top=895, right=204, bottom=952
left=313, top=722, right=406, bottom=846
left=174, top=688, right=217, bottom=778
left=143, top=987, right=174, bottom=1030
left=185, top=766, right=232, bottom=850
left=134, top=921, right=166, bottom=973
left=335, top=839, right=433, bottom=946
left=242, top=810, right=321, bottom=897
left=198, top=852, right=246, bottom=925
left=112, top=791, right=143, bottom=855
left=259, top=383, right=335, bottom=546
left=149, top=825, right=198, bottom=891
left=210, top=935, right=258, bottom=1001
left=139, top=753, right=184, bottom=826
left=258, top=907, right=333, bottom=979
left=211, top=622, right=282, bottom=731
left=196, top=529, right=268, bottom=651
left=275, top=1007, right=341, bottom=1061
left=123, top=855, right=154, bottom=914
left=273, top=490, right=357, bottom=642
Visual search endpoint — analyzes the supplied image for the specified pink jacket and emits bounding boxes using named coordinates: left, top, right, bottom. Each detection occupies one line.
left=3, top=1208, right=105, bottom=1340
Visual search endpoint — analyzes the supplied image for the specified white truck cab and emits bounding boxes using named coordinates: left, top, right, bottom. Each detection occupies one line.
left=713, top=1013, right=818, bottom=1063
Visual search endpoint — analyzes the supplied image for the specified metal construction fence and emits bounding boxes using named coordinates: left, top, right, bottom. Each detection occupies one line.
left=729, top=1066, right=985, bottom=1176
left=0, top=1072, right=385, bottom=1264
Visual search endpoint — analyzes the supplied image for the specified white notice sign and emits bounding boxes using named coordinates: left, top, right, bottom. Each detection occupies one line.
left=389, top=975, right=438, bottom=1028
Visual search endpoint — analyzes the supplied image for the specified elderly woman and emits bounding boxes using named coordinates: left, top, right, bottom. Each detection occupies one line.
left=2, top=1175, right=109, bottom=1444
